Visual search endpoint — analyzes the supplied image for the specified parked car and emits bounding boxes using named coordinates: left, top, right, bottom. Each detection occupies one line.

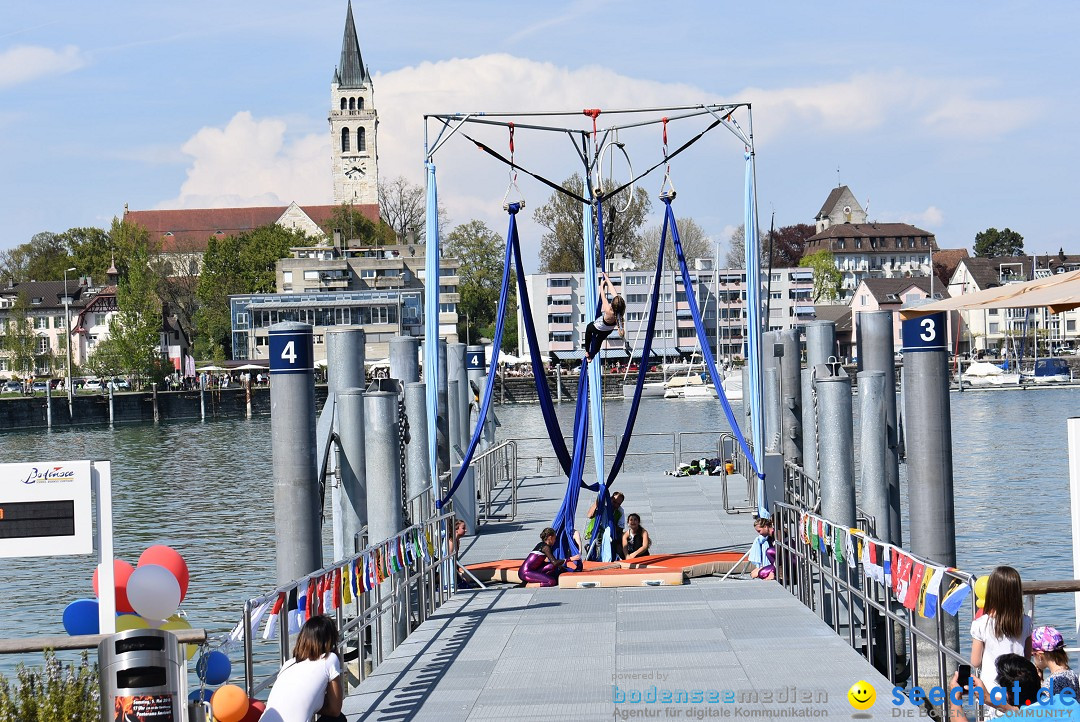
left=109, top=378, right=131, bottom=390
left=49, top=378, right=62, bottom=390
left=2, top=380, right=22, bottom=394
left=84, top=378, right=103, bottom=391
left=30, top=380, right=49, bottom=394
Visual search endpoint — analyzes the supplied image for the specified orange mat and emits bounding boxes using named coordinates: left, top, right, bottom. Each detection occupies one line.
left=465, top=550, right=749, bottom=587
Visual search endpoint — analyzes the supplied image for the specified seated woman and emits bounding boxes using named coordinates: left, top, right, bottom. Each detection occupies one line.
left=584, top=271, right=627, bottom=362
left=518, top=527, right=566, bottom=587
left=622, top=513, right=651, bottom=559
left=262, top=615, right=345, bottom=722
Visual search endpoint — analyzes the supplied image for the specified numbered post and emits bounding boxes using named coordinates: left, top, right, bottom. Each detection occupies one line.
left=268, top=322, right=321, bottom=584
left=901, top=310, right=958, bottom=680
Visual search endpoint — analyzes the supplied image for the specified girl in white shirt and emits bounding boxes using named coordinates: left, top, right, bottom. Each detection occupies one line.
left=970, top=566, right=1032, bottom=715
left=262, top=615, right=346, bottom=722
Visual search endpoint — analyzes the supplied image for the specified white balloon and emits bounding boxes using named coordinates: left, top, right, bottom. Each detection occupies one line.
left=127, top=564, right=182, bottom=622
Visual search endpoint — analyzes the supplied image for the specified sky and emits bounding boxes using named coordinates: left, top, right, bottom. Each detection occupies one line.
left=1, top=1, right=1076, bottom=272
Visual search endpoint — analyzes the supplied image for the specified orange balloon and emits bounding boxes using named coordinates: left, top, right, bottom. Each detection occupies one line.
left=211, top=684, right=249, bottom=722
left=138, top=545, right=189, bottom=602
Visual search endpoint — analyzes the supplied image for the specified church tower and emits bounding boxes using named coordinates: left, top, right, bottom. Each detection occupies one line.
left=330, top=1, right=378, bottom=205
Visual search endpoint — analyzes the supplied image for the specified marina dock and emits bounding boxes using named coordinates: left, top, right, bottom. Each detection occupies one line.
left=342, top=470, right=896, bottom=720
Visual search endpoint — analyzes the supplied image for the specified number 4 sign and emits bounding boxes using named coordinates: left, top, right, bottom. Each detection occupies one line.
left=901, top=312, right=948, bottom=352
left=269, top=325, right=314, bottom=374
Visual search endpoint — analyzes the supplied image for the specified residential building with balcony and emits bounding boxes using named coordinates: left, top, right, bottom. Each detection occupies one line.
left=229, top=242, right=459, bottom=362
left=0, top=279, right=89, bottom=379
left=518, top=262, right=815, bottom=363
left=947, top=254, right=1080, bottom=356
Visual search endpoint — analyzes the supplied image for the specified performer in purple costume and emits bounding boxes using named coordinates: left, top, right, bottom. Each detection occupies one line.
left=519, top=527, right=566, bottom=587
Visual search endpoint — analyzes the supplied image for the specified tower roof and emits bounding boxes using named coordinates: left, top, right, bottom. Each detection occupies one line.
left=334, top=1, right=369, bottom=88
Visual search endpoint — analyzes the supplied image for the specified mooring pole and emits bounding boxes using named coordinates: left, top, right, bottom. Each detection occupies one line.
left=448, top=344, right=477, bottom=535
left=327, top=326, right=366, bottom=562
left=901, top=311, right=958, bottom=676
left=764, top=366, right=780, bottom=454
left=45, top=382, right=52, bottom=429
left=858, top=371, right=889, bottom=538
left=466, top=345, right=487, bottom=450
left=337, top=387, right=367, bottom=556
left=779, top=329, right=802, bottom=468
left=405, top=382, right=431, bottom=521
left=269, top=322, right=321, bottom=584
left=857, top=310, right=902, bottom=545
left=364, top=390, right=407, bottom=660
left=815, top=363, right=856, bottom=528
left=390, top=336, right=420, bottom=384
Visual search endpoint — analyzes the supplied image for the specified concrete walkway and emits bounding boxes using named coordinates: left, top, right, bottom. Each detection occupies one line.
left=343, top=470, right=898, bottom=720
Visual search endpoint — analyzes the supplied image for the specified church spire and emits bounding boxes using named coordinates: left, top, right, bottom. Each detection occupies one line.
left=335, top=1, right=368, bottom=88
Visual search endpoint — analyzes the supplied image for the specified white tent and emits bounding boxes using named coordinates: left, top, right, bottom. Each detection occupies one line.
left=901, top=268, right=1080, bottom=318
left=496, top=353, right=527, bottom=364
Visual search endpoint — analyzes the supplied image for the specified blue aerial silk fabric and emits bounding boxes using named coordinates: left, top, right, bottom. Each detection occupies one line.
left=742, top=151, right=768, bottom=516
left=424, top=162, right=441, bottom=504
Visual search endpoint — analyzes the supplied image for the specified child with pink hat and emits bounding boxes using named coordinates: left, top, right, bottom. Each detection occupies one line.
left=1031, top=625, right=1079, bottom=698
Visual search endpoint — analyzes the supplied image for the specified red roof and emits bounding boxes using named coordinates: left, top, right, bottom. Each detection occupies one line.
left=124, top=204, right=380, bottom=252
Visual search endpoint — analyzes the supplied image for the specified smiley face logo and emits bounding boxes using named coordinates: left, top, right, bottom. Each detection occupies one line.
left=848, top=680, right=876, bottom=710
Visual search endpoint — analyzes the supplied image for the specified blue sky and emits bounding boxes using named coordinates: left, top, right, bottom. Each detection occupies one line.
left=1, top=1, right=1076, bottom=271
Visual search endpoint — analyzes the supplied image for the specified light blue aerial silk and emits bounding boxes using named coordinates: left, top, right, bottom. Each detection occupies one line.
left=743, top=151, right=768, bottom=517
left=424, top=162, right=440, bottom=505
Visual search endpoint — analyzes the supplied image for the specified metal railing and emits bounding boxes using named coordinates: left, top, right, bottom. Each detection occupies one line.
left=717, top=432, right=756, bottom=513
left=773, top=500, right=974, bottom=718
left=237, top=510, right=458, bottom=699
left=473, top=440, right=518, bottom=523
left=515, top=430, right=724, bottom=476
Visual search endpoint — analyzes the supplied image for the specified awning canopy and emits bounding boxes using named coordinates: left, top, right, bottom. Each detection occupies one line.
left=900, top=268, right=1080, bottom=319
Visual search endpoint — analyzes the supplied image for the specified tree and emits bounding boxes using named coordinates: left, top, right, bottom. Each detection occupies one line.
left=1, top=292, right=37, bottom=379
left=60, top=227, right=113, bottom=284
left=799, top=249, right=843, bottom=302
left=444, top=220, right=510, bottom=345
left=322, top=203, right=396, bottom=246
left=377, top=175, right=449, bottom=243
left=724, top=224, right=768, bottom=268
left=635, top=217, right=712, bottom=270
left=0, top=232, right=76, bottom=285
left=109, top=233, right=163, bottom=383
left=974, top=227, right=1024, bottom=257
left=535, top=174, right=652, bottom=272
left=194, top=224, right=314, bottom=357
left=768, top=223, right=815, bottom=268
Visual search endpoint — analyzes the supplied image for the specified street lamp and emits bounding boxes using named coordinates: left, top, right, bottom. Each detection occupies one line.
left=63, top=267, right=76, bottom=410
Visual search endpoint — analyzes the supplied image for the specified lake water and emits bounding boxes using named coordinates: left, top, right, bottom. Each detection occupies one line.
left=0, top=387, right=1076, bottom=675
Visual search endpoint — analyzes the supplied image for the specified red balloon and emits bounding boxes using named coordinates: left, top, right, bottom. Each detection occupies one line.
left=240, top=699, right=265, bottom=722
left=138, top=545, right=189, bottom=602
left=92, top=559, right=135, bottom=614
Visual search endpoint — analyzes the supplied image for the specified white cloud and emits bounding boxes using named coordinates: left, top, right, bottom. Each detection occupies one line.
left=154, top=57, right=1031, bottom=265
left=158, top=111, right=329, bottom=209
left=896, top=205, right=945, bottom=228
left=0, top=44, right=85, bottom=88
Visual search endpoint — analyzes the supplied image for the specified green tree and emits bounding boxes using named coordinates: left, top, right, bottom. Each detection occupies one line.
left=0, top=232, right=76, bottom=285
left=535, top=174, right=652, bottom=272
left=83, top=335, right=125, bottom=382
left=109, top=234, right=163, bottom=383
left=194, top=224, right=313, bottom=357
left=60, top=227, right=113, bottom=284
left=635, top=217, right=712, bottom=269
left=799, top=249, right=843, bottom=302
left=322, top=203, right=396, bottom=246
left=445, top=219, right=516, bottom=346
left=2, top=292, right=37, bottom=379
left=974, top=227, right=1024, bottom=257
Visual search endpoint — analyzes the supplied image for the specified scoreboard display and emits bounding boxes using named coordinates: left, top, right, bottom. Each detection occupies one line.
left=0, top=461, right=93, bottom=558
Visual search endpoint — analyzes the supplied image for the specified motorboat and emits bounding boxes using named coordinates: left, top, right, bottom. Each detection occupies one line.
left=1026, top=358, right=1073, bottom=384
left=960, top=361, right=1021, bottom=387
left=663, top=371, right=717, bottom=399
left=721, top=374, right=744, bottom=401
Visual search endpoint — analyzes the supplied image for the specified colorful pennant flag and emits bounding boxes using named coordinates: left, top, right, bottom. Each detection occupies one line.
left=903, top=563, right=926, bottom=610
left=920, top=567, right=945, bottom=619
left=941, top=578, right=973, bottom=616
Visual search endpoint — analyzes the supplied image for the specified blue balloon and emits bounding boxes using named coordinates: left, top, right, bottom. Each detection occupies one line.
left=196, top=650, right=232, bottom=685
left=189, top=688, right=214, bottom=703
left=62, top=599, right=100, bottom=636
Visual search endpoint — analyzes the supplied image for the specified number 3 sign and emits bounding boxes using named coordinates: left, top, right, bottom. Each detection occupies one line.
left=901, top=312, right=948, bottom=353
left=269, top=325, right=314, bottom=374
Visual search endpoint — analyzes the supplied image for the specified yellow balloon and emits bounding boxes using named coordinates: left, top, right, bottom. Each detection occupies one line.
left=974, top=575, right=989, bottom=600
left=160, top=618, right=195, bottom=660
left=115, top=615, right=150, bottom=632
left=977, top=597, right=985, bottom=609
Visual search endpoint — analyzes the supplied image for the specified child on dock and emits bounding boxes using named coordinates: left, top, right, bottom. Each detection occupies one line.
left=622, top=513, right=651, bottom=559
left=1031, top=625, right=1080, bottom=698
left=749, top=517, right=775, bottom=580
left=970, top=566, right=1032, bottom=697
left=262, top=615, right=346, bottom=722
left=584, top=271, right=627, bottom=362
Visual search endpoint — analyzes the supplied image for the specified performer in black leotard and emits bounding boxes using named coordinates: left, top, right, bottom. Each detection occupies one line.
left=584, top=271, right=627, bottom=362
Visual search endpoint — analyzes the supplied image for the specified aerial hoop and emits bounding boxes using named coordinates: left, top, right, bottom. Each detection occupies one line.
left=595, top=131, right=634, bottom=213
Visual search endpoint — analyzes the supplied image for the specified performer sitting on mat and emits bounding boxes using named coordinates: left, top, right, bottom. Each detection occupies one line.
left=519, top=527, right=568, bottom=587
left=584, top=271, right=627, bottom=362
